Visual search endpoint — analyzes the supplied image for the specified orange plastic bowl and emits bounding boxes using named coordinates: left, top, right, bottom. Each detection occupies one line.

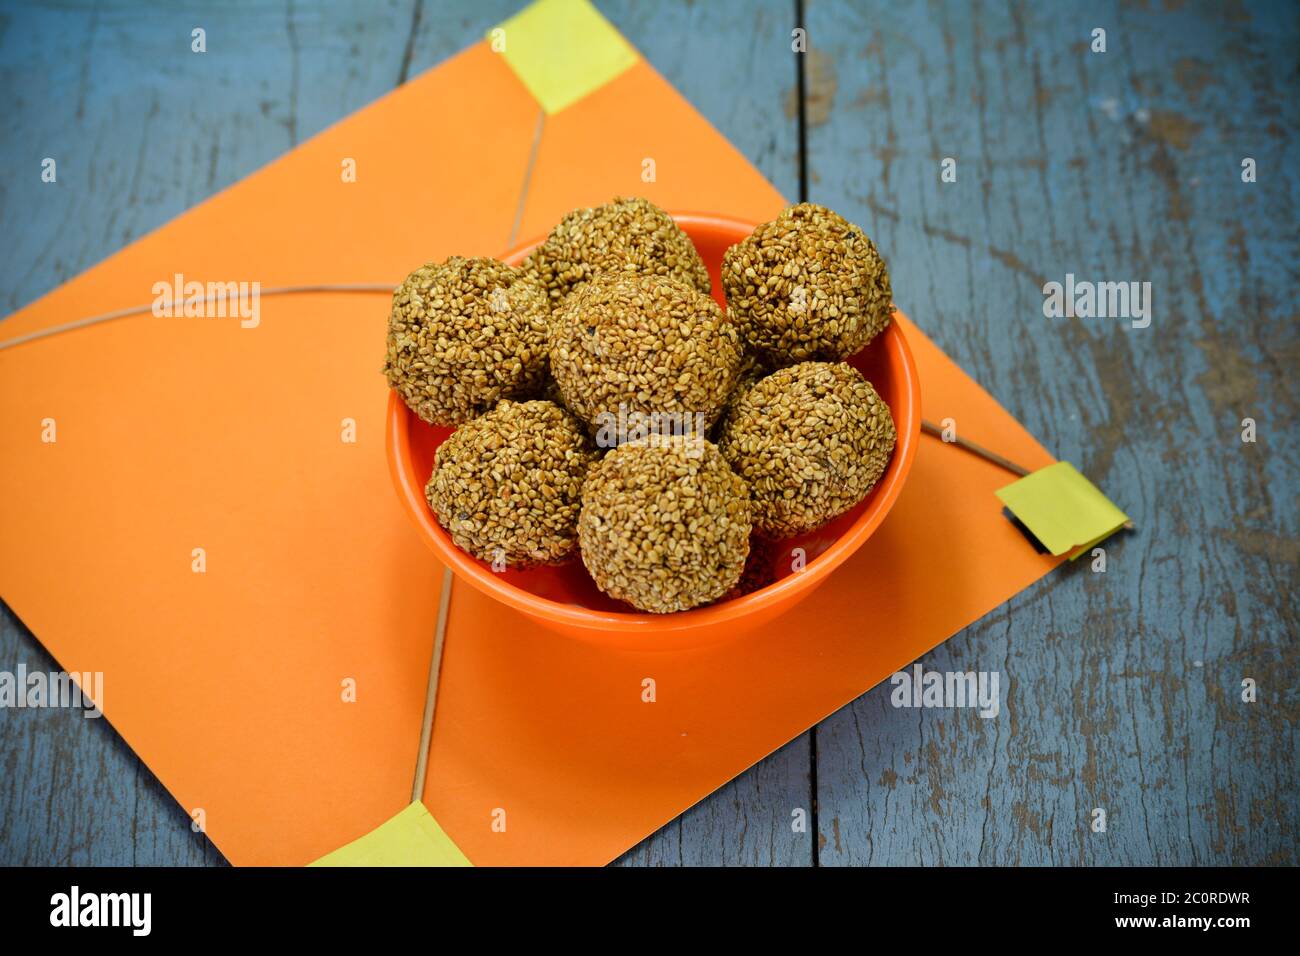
left=386, top=214, right=920, bottom=649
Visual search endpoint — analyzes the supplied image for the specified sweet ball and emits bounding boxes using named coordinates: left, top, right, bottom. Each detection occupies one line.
left=549, top=272, right=743, bottom=436
left=717, top=361, right=896, bottom=539
left=721, top=203, right=892, bottom=365
left=523, top=196, right=711, bottom=308
left=578, top=436, right=751, bottom=613
left=425, top=400, right=598, bottom=568
left=384, top=257, right=550, bottom=426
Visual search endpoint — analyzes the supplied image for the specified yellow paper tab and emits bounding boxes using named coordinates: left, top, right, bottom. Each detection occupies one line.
left=491, top=0, right=639, bottom=115
left=995, top=462, right=1129, bottom=559
left=309, top=802, right=472, bottom=867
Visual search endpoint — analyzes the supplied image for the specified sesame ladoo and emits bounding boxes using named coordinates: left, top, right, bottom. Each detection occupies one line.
left=578, top=437, right=751, bottom=613
left=523, top=196, right=711, bottom=308
left=426, top=400, right=598, bottom=569
left=550, top=272, right=743, bottom=436
left=384, top=257, right=550, bottom=426
left=721, top=203, right=893, bottom=365
left=718, top=361, right=896, bottom=539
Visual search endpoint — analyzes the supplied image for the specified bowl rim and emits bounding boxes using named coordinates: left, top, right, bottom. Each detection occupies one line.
left=385, top=212, right=921, bottom=636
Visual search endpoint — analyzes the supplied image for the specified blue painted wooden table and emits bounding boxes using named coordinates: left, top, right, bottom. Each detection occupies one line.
left=1, top=0, right=1295, bottom=866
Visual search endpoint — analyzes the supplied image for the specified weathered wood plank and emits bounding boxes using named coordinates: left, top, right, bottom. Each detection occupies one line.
left=806, top=0, right=1298, bottom=864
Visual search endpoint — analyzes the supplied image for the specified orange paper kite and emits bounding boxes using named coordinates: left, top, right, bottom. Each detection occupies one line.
left=0, top=1, right=1060, bottom=865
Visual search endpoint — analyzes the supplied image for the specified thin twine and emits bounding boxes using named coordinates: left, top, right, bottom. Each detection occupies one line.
left=0, top=286, right=1056, bottom=483
left=920, top=418, right=1030, bottom=476
left=0, top=283, right=397, bottom=353
left=0, top=298, right=1102, bottom=500
left=920, top=419, right=1135, bottom=530
left=411, top=104, right=547, bottom=804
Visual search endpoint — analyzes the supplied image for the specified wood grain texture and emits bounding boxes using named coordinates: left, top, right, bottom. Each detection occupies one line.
left=1, top=0, right=1295, bottom=867
left=805, top=0, right=1298, bottom=865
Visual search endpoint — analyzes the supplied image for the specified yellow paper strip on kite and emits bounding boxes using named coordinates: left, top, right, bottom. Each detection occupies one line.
left=995, top=462, right=1129, bottom=558
left=309, top=802, right=473, bottom=867
left=492, top=0, right=639, bottom=115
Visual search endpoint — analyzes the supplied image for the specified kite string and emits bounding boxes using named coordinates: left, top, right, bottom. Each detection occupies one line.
left=920, top=418, right=1029, bottom=476
left=0, top=283, right=397, bottom=352
left=0, top=283, right=1085, bottom=482
left=411, top=105, right=547, bottom=803
left=1, top=284, right=1104, bottom=508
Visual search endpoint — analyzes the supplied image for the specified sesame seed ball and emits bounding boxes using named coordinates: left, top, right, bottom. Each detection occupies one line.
left=717, top=362, right=896, bottom=539
left=425, top=400, right=598, bottom=569
left=523, top=197, right=712, bottom=308
left=550, top=272, right=744, bottom=435
left=721, top=203, right=893, bottom=365
left=384, top=257, right=550, bottom=426
left=578, top=437, right=752, bottom=613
